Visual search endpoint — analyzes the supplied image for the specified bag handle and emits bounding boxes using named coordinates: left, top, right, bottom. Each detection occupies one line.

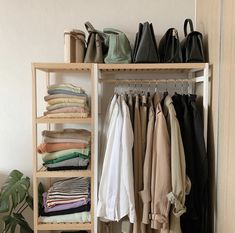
left=85, top=21, right=96, bottom=33
left=184, top=19, right=194, bottom=36
left=103, top=28, right=122, bottom=35
left=84, top=21, right=107, bottom=41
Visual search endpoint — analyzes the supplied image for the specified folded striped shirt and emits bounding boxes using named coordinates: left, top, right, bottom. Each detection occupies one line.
left=46, top=177, right=90, bottom=207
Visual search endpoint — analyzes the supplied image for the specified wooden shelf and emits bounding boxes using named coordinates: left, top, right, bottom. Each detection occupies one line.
left=36, top=167, right=92, bottom=178
left=35, top=116, right=92, bottom=124
left=32, top=62, right=208, bottom=73
left=33, top=63, right=92, bottom=72
left=98, top=63, right=208, bottom=72
left=37, top=222, right=92, bottom=231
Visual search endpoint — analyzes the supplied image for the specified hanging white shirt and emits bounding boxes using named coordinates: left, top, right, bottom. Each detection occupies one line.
left=97, top=96, right=123, bottom=221
left=97, top=95, right=136, bottom=223
left=99, top=94, right=117, bottom=174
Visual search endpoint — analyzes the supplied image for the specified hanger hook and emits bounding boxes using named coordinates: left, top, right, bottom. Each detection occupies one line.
left=148, top=80, right=150, bottom=92
left=155, top=80, right=158, bottom=93
left=181, top=80, right=184, bottom=94
left=187, top=80, right=190, bottom=94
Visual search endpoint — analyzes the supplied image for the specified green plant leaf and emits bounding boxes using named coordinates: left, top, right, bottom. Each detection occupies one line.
left=2, top=215, right=13, bottom=232
left=2, top=215, right=17, bottom=233
left=1, top=213, right=33, bottom=233
left=25, top=195, right=33, bottom=210
left=13, top=213, right=33, bottom=233
left=0, top=170, right=30, bottom=213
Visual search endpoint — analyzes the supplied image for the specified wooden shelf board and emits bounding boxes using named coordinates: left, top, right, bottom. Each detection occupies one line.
left=33, top=63, right=92, bottom=72
left=37, top=222, right=92, bottom=230
left=98, top=63, right=208, bottom=72
left=35, top=116, right=92, bottom=124
left=36, top=166, right=92, bottom=178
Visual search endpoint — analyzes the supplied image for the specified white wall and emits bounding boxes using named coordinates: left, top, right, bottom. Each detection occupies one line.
left=0, top=0, right=195, bottom=227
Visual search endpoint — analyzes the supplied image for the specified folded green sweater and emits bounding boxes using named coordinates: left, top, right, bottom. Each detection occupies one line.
left=42, top=148, right=90, bottom=162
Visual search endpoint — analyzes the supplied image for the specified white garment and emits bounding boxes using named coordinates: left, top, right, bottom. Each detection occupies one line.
left=99, top=94, right=117, bottom=176
left=101, top=94, right=117, bottom=155
left=97, top=96, right=122, bottom=221
left=119, top=96, right=135, bottom=222
left=97, top=95, right=135, bottom=223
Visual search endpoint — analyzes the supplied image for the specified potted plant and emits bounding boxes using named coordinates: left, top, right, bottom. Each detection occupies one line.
left=0, top=170, right=33, bottom=233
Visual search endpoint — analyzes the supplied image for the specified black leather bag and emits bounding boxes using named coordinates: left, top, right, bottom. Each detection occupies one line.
left=133, top=22, right=159, bottom=63
left=181, top=19, right=205, bottom=62
left=159, top=28, right=182, bottom=63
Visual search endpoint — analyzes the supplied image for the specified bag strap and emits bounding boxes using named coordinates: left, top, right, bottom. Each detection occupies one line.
left=85, top=21, right=107, bottom=42
left=103, top=28, right=122, bottom=35
left=85, top=21, right=96, bottom=33
left=184, top=19, right=194, bottom=36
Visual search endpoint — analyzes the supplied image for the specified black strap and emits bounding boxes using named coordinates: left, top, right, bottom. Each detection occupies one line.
left=85, top=21, right=96, bottom=33
left=184, top=19, right=194, bottom=36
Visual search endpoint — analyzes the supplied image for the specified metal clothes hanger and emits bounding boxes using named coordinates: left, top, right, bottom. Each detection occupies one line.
left=163, top=80, right=168, bottom=98
left=181, top=80, right=184, bottom=95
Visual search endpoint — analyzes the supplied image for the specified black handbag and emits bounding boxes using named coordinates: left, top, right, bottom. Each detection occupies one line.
left=159, top=28, right=182, bottom=63
left=133, top=22, right=159, bottom=63
left=181, top=19, right=205, bottom=62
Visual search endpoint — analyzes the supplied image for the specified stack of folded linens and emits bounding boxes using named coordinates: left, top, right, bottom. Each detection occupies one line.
left=44, top=83, right=89, bottom=118
left=37, top=129, right=91, bottom=171
left=39, top=177, right=91, bottom=223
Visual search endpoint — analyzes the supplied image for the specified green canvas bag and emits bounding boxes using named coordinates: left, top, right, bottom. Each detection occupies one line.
left=103, top=28, right=132, bottom=64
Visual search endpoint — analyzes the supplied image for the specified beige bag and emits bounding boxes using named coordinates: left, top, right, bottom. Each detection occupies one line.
left=64, top=29, right=86, bottom=63
left=84, top=22, right=104, bottom=63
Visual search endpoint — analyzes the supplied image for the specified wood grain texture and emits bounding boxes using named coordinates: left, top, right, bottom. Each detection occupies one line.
left=216, top=0, right=235, bottom=232
left=196, top=0, right=221, bottom=232
left=197, top=0, right=235, bottom=232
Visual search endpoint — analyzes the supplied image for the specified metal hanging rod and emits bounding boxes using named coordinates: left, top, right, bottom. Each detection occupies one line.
left=99, top=78, right=197, bottom=84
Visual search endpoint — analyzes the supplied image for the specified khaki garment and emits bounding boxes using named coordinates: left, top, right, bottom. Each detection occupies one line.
left=140, top=95, right=148, bottom=156
left=133, top=95, right=144, bottom=233
left=163, top=96, right=188, bottom=233
left=139, top=97, right=155, bottom=225
left=150, top=102, right=171, bottom=231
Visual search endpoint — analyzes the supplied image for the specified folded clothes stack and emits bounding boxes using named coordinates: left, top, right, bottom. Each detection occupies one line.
left=39, top=177, right=91, bottom=223
left=37, top=129, right=91, bottom=171
left=44, top=83, right=89, bottom=118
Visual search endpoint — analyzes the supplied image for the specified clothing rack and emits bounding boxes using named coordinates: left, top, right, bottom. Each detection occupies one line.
left=99, top=78, right=197, bottom=84
left=98, top=65, right=209, bottom=148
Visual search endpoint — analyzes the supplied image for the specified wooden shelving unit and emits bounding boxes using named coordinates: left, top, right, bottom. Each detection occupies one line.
left=32, top=63, right=97, bottom=233
left=32, top=62, right=209, bottom=233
